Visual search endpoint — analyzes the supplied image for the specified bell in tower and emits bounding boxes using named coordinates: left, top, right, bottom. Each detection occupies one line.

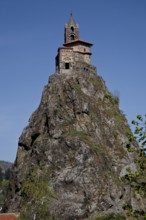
left=64, top=13, right=79, bottom=43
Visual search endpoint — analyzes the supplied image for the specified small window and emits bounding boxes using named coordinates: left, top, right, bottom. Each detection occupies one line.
left=84, top=48, right=86, bottom=52
left=65, top=63, right=70, bottom=69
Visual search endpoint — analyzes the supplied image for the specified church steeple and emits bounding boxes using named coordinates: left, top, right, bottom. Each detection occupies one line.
left=64, top=14, right=79, bottom=43
left=56, top=15, right=95, bottom=74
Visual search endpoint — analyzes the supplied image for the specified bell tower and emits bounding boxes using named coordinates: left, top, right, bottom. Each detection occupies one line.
left=56, top=14, right=96, bottom=75
left=64, top=13, right=79, bottom=43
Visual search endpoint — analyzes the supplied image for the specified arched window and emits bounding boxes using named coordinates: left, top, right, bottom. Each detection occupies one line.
left=70, top=26, right=74, bottom=33
left=70, top=35, right=74, bottom=40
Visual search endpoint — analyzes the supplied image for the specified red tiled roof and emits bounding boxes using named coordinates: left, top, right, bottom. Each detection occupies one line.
left=64, top=39, right=93, bottom=46
left=0, top=214, right=18, bottom=220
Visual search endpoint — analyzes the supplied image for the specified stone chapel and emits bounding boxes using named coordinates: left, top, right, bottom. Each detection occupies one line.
left=56, top=14, right=96, bottom=74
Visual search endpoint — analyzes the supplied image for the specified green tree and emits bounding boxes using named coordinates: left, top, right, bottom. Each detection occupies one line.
left=127, top=114, right=146, bottom=180
left=0, top=167, right=3, bottom=184
left=131, top=114, right=146, bottom=152
left=0, top=179, right=9, bottom=207
left=123, top=114, right=146, bottom=219
left=0, top=167, right=11, bottom=208
left=20, top=166, right=56, bottom=220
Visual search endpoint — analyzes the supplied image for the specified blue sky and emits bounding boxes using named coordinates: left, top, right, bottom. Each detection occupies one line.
left=0, top=0, right=146, bottom=162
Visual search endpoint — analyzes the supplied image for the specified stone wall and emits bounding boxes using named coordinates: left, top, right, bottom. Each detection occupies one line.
left=73, top=61, right=97, bottom=76
left=55, top=61, right=96, bottom=76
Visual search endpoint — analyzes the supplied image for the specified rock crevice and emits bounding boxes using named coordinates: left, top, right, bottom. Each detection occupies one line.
left=5, top=71, right=146, bottom=219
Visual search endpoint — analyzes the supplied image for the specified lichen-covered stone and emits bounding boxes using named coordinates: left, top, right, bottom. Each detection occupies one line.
left=4, top=71, right=146, bottom=219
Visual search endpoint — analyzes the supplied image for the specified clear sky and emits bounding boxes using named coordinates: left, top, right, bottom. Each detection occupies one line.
left=0, top=0, right=146, bottom=162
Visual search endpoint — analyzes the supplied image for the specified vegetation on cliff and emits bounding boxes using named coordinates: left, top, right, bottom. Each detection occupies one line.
left=4, top=72, right=146, bottom=219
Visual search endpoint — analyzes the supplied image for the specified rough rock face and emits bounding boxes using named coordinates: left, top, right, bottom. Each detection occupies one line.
left=5, top=71, right=146, bottom=219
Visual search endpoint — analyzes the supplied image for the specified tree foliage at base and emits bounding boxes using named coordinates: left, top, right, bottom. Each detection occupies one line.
left=20, top=165, right=57, bottom=220
left=0, top=166, right=12, bottom=209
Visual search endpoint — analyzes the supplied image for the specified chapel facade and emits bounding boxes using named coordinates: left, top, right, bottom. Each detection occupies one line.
left=56, top=14, right=96, bottom=74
